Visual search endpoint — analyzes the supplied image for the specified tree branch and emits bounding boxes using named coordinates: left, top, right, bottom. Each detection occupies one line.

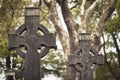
left=56, top=0, right=79, bottom=80
left=82, top=0, right=102, bottom=32
left=80, top=0, right=86, bottom=15
left=91, top=0, right=117, bottom=52
left=94, top=0, right=118, bottom=35
left=43, top=0, right=51, bottom=8
left=70, top=2, right=79, bottom=10
left=102, top=33, right=119, bottom=79
left=44, top=0, right=70, bottom=58
left=111, top=33, right=120, bottom=68
left=57, top=0, right=78, bottom=51
left=38, top=0, right=42, bottom=7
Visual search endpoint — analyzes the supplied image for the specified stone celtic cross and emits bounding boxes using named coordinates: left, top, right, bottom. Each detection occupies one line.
left=8, top=7, right=56, bottom=80
left=69, top=33, right=104, bottom=80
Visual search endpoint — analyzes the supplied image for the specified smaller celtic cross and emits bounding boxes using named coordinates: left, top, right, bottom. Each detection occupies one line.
left=69, top=33, right=104, bottom=80
left=8, top=7, right=56, bottom=80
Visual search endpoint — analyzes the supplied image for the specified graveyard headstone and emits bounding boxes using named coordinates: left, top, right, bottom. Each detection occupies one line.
left=8, top=7, right=57, bottom=80
left=69, top=33, right=104, bottom=80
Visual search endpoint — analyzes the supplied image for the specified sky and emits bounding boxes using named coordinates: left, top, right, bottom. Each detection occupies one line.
left=32, top=0, right=38, bottom=2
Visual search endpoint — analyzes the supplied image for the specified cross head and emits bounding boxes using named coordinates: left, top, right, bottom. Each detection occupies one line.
left=8, top=7, right=56, bottom=80
left=69, top=35, right=104, bottom=80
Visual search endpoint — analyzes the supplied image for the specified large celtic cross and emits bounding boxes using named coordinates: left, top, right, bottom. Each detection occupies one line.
left=69, top=33, right=104, bottom=80
left=8, top=7, right=56, bottom=80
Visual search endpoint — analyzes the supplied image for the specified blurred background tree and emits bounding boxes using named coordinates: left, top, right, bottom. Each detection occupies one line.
left=0, top=0, right=120, bottom=80
left=95, top=1, right=120, bottom=80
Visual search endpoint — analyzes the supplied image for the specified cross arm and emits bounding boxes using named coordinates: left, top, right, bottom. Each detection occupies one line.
left=8, top=34, right=24, bottom=50
left=39, top=33, right=57, bottom=49
left=96, top=54, right=104, bottom=65
left=90, top=54, right=104, bottom=65
left=68, top=54, right=83, bottom=66
left=68, top=54, right=76, bottom=66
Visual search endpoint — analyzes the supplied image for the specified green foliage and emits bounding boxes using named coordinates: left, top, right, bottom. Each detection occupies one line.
left=104, top=0, right=120, bottom=34
left=116, top=0, right=120, bottom=15
left=41, top=50, right=66, bottom=78
left=96, top=11, right=120, bottom=80
left=72, top=8, right=80, bottom=19
left=0, top=37, right=10, bottom=57
left=95, top=32, right=120, bottom=80
left=95, top=1, right=120, bottom=79
left=0, top=0, right=31, bottom=58
left=95, top=65, right=110, bottom=80
left=105, top=17, right=120, bottom=33
left=95, top=64, right=118, bottom=80
left=95, top=41, right=120, bottom=80
left=39, top=2, right=53, bottom=28
left=95, top=59, right=120, bottom=80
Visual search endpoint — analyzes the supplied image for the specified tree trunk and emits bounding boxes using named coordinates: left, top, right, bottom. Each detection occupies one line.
left=43, top=0, right=70, bottom=59
left=43, top=0, right=118, bottom=79
left=58, top=0, right=79, bottom=80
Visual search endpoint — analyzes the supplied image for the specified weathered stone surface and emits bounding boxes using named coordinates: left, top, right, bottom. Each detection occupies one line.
left=69, top=33, right=104, bottom=80
left=8, top=7, right=56, bottom=80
